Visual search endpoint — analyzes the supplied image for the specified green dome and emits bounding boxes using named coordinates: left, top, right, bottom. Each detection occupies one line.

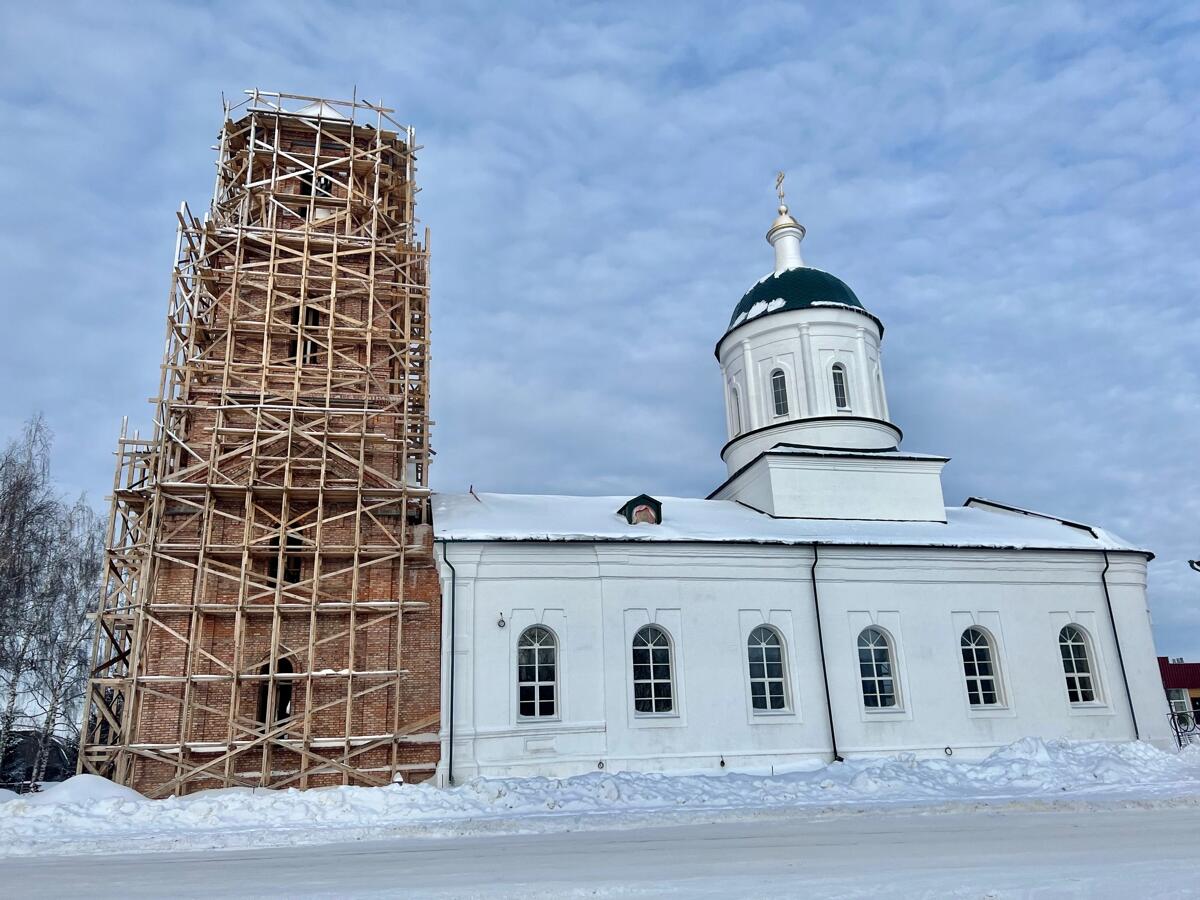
left=727, top=266, right=865, bottom=332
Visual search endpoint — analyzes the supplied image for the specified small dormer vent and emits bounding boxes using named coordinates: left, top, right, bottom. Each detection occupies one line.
left=617, top=494, right=662, bottom=526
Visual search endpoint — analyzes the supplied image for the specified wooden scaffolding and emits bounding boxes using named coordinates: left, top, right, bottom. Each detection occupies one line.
left=79, top=90, right=441, bottom=796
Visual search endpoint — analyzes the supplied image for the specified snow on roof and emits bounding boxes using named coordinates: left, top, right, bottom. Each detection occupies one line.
left=432, top=492, right=1147, bottom=554
left=294, top=100, right=350, bottom=120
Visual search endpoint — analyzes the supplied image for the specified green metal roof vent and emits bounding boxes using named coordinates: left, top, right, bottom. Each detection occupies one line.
left=617, top=494, right=662, bottom=526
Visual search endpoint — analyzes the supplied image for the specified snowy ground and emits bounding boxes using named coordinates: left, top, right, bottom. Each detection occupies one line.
left=2, top=739, right=1200, bottom=861
left=5, top=807, right=1200, bottom=898
left=2, top=739, right=1200, bottom=895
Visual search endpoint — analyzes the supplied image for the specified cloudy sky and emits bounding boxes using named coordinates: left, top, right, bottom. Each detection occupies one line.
left=1, top=2, right=1197, bottom=655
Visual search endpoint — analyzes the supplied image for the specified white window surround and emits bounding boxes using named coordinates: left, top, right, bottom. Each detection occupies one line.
left=505, top=606, right=569, bottom=727
left=622, top=607, right=686, bottom=729
left=951, top=612, right=1017, bottom=719
left=847, top=613, right=911, bottom=722
left=1047, top=612, right=1112, bottom=718
left=738, top=608, right=802, bottom=724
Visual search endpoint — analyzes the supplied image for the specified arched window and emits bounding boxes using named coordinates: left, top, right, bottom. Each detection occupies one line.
left=770, top=369, right=789, bottom=417
left=730, top=385, right=743, bottom=435
left=517, top=626, right=557, bottom=718
left=1059, top=625, right=1096, bottom=703
left=747, top=626, right=787, bottom=711
left=632, top=625, right=674, bottom=714
left=256, top=657, right=294, bottom=727
left=857, top=627, right=897, bottom=708
left=831, top=363, right=850, bottom=411
left=961, top=627, right=1000, bottom=706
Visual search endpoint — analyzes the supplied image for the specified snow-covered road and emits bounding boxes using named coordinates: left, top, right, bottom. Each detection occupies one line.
left=5, top=806, right=1200, bottom=898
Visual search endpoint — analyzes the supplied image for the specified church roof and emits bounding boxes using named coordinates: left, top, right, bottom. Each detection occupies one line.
left=725, top=266, right=867, bottom=335
left=432, top=492, right=1148, bottom=555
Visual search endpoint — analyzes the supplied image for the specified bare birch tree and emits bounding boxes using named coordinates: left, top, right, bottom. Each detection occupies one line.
left=29, top=498, right=103, bottom=782
left=0, top=416, right=59, bottom=777
left=0, top=416, right=102, bottom=787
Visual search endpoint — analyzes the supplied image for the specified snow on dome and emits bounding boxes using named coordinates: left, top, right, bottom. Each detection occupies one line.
left=810, top=300, right=862, bottom=310
left=725, top=266, right=869, bottom=338
left=746, top=300, right=769, bottom=320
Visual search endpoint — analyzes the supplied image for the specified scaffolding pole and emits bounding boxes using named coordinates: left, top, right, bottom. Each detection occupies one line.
left=79, top=91, right=440, bottom=797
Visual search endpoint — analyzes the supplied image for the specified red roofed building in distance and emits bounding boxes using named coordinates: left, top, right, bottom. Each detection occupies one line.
left=1159, top=657, right=1200, bottom=714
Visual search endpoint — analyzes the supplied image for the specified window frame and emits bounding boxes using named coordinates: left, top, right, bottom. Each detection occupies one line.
left=266, top=533, right=303, bottom=586
left=256, top=657, right=294, bottom=729
left=747, top=625, right=790, bottom=714
left=1059, top=624, right=1101, bottom=706
left=769, top=369, right=789, bottom=418
left=831, top=363, right=851, bottom=411
left=285, top=305, right=301, bottom=362
left=857, top=626, right=900, bottom=711
left=301, top=306, right=321, bottom=365
left=516, top=625, right=559, bottom=721
left=730, top=384, right=743, bottom=435
left=960, top=627, right=1003, bottom=708
left=1167, top=688, right=1190, bottom=714
left=631, top=625, right=676, bottom=717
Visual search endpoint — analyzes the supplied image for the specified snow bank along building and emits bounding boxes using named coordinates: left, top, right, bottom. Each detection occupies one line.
left=433, top=189, right=1172, bottom=782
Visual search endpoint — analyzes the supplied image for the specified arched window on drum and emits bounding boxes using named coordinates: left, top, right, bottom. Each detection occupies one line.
left=769, top=369, right=789, bottom=417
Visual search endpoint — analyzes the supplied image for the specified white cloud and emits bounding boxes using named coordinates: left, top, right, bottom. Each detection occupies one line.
left=1, top=0, right=1197, bottom=654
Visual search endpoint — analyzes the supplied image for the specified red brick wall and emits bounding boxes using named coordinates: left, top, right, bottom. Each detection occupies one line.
left=122, top=110, right=439, bottom=797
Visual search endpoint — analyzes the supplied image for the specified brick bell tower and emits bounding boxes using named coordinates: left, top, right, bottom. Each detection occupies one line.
left=79, top=90, right=441, bottom=796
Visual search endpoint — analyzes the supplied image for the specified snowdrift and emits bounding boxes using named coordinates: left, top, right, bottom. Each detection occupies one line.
left=2, top=739, right=1198, bottom=858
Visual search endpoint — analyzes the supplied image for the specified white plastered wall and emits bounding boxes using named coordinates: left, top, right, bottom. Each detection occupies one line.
left=436, top=541, right=1171, bottom=784
left=718, top=306, right=890, bottom=444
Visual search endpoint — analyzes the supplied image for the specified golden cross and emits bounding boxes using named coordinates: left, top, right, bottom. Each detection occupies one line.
left=775, top=171, right=786, bottom=205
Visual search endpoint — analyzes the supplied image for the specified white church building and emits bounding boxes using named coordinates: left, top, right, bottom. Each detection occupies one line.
left=432, top=196, right=1171, bottom=783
